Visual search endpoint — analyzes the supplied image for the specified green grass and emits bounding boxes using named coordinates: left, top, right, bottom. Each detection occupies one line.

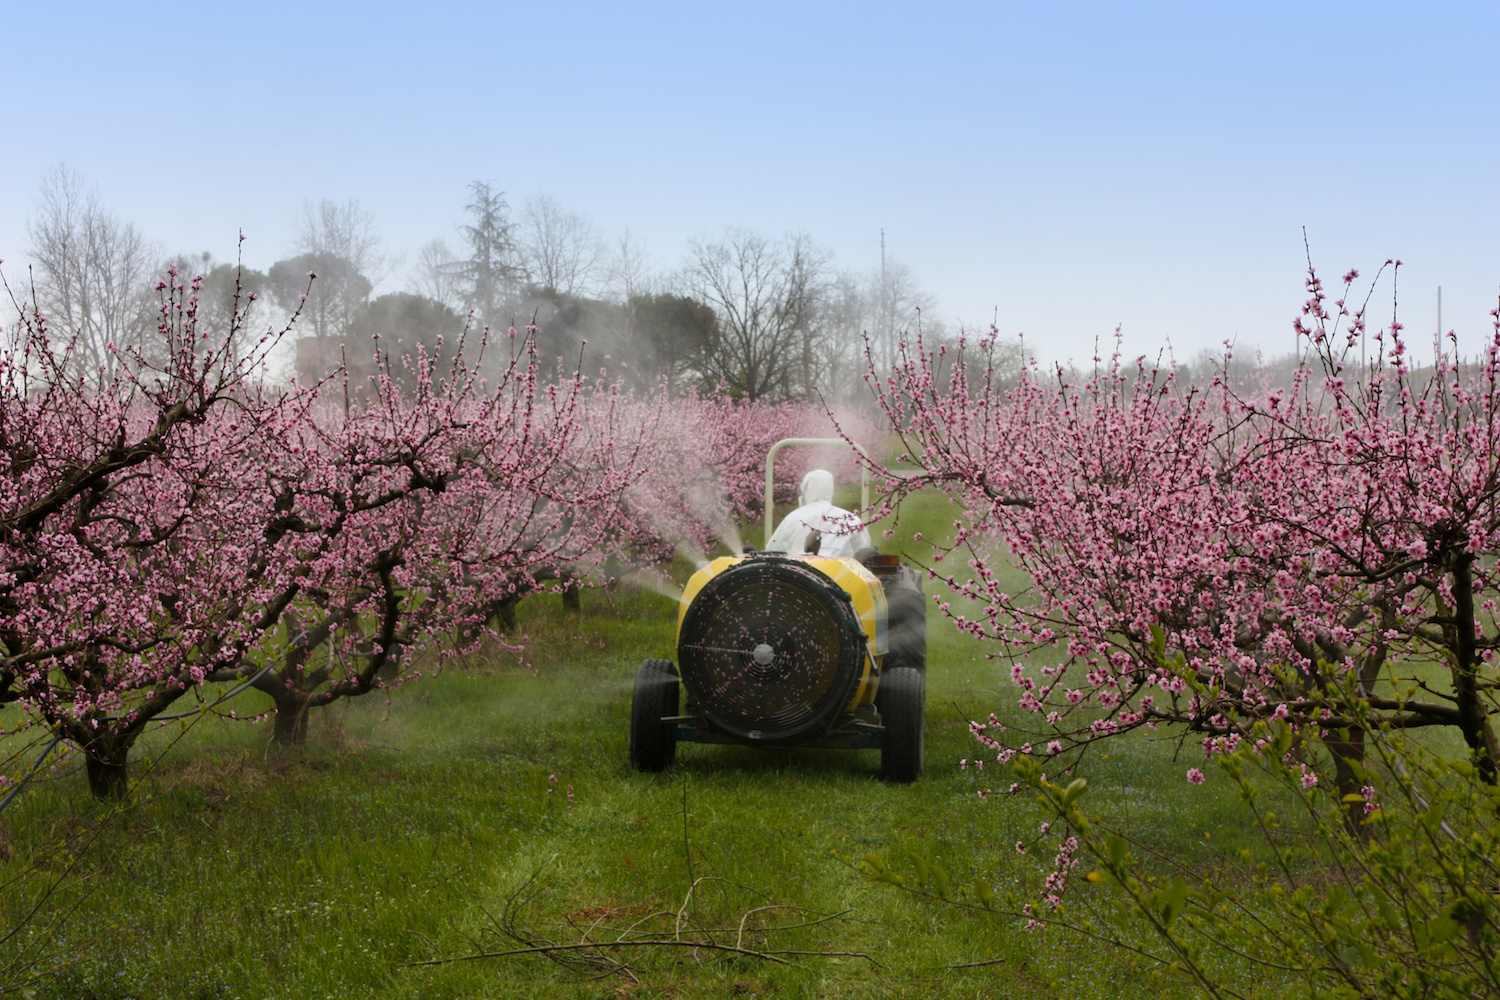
left=0, top=491, right=1265, bottom=999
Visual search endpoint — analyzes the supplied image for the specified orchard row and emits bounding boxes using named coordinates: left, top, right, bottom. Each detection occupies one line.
left=0, top=266, right=873, bottom=798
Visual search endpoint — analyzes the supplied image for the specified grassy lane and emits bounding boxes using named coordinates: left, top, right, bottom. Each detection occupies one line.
left=1, top=491, right=1260, bottom=999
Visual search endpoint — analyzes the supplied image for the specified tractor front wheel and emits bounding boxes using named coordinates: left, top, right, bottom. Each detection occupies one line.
left=879, top=667, right=925, bottom=782
left=630, top=659, right=679, bottom=772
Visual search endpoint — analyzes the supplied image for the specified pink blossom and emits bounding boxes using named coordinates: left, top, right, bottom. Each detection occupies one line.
left=0, top=262, right=656, bottom=790
left=873, top=261, right=1500, bottom=909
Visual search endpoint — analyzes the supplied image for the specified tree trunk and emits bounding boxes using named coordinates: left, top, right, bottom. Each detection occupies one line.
left=376, top=643, right=404, bottom=682
left=84, top=741, right=131, bottom=800
left=1326, top=727, right=1369, bottom=840
left=1450, top=557, right=1499, bottom=784
left=491, top=597, right=519, bottom=633
left=273, top=693, right=313, bottom=746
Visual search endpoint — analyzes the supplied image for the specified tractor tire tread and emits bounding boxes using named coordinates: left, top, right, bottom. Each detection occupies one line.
left=630, top=658, right=679, bottom=772
left=879, top=666, right=925, bottom=783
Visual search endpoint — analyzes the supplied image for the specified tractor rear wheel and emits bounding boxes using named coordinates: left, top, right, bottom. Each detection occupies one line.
left=885, top=566, right=928, bottom=675
left=630, top=659, right=679, bottom=772
left=879, top=667, right=925, bottom=783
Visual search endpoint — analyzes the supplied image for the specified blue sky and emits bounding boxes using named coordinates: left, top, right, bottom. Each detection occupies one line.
left=3, top=1, right=1496, bottom=365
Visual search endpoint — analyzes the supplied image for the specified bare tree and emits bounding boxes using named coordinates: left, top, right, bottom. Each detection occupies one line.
left=603, top=229, right=657, bottom=303
left=681, top=228, right=831, bottom=402
left=817, top=270, right=872, bottom=403
left=269, top=199, right=387, bottom=346
left=294, top=198, right=390, bottom=287
left=869, top=249, right=933, bottom=373
left=411, top=238, right=464, bottom=313
left=24, top=166, right=158, bottom=380
left=601, top=230, right=665, bottom=388
left=517, top=194, right=606, bottom=297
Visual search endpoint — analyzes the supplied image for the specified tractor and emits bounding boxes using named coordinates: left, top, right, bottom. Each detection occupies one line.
left=629, top=439, right=927, bottom=781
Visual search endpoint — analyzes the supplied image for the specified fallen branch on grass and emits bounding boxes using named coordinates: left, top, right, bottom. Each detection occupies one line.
left=406, top=861, right=878, bottom=981
left=404, top=936, right=879, bottom=969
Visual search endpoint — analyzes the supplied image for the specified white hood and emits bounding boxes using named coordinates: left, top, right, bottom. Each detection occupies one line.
left=799, top=469, right=835, bottom=506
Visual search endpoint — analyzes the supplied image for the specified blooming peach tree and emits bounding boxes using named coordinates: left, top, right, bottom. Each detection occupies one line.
left=856, top=262, right=1500, bottom=994
left=0, top=268, right=649, bottom=791
left=867, top=262, right=1500, bottom=796
left=219, top=332, right=648, bottom=744
left=0, top=265, right=312, bottom=796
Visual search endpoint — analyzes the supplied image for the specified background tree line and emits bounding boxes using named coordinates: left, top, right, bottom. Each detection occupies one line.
left=12, top=168, right=941, bottom=403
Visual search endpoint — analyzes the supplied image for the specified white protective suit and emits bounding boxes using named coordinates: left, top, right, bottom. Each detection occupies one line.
left=765, top=469, right=872, bottom=559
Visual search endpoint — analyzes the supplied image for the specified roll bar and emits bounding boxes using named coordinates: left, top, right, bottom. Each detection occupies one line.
left=763, top=438, right=872, bottom=549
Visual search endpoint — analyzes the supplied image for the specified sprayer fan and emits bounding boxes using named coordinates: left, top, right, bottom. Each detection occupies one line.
left=677, top=557, right=865, bottom=745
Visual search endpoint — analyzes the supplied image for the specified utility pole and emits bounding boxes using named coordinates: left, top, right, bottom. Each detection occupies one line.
left=880, top=228, right=890, bottom=371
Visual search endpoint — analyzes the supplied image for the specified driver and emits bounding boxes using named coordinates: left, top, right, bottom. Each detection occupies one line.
left=765, top=469, right=871, bottom=559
